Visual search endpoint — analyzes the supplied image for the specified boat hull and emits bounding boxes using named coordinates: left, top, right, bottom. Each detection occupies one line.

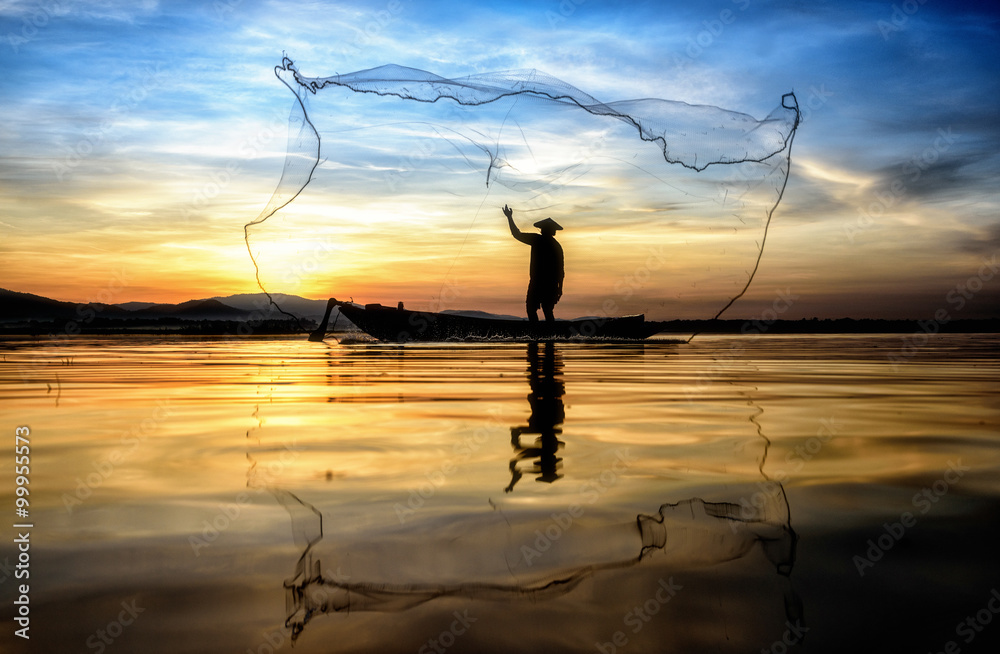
left=328, top=302, right=665, bottom=342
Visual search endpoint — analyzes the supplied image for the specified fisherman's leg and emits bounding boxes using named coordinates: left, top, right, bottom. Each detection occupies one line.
left=526, top=286, right=540, bottom=322
left=542, top=300, right=555, bottom=322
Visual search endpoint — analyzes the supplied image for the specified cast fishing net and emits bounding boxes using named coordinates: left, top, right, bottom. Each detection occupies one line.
left=246, top=57, right=800, bottom=322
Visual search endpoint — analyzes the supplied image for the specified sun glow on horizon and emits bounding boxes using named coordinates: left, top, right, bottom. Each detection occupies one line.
left=2, top=2, right=996, bottom=319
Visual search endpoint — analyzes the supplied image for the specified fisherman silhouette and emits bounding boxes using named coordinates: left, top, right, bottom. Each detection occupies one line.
left=504, top=204, right=564, bottom=322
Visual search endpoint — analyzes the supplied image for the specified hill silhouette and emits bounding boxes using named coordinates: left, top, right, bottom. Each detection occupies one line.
left=0, top=289, right=339, bottom=335
left=0, top=288, right=996, bottom=336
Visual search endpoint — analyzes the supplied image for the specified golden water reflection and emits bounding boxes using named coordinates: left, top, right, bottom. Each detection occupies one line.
left=0, top=335, right=998, bottom=652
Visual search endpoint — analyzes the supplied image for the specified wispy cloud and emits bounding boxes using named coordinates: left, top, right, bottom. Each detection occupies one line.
left=1, top=0, right=998, bottom=318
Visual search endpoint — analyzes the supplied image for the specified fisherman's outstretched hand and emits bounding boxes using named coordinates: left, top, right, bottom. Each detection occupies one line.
left=502, top=204, right=513, bottom=219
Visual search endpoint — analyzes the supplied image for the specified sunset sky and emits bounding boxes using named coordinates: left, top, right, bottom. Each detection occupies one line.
left=2, top=0, right=998, bottom=320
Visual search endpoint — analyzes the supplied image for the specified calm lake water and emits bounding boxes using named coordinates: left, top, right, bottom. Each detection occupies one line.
left=1, top=334, right=999, bottom=653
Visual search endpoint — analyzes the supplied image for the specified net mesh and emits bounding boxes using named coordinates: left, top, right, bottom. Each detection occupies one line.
left=246, top=57, right=800, bottom=322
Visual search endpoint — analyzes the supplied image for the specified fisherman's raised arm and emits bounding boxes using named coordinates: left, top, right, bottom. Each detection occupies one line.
left=503, top=204, right=532, bottom=244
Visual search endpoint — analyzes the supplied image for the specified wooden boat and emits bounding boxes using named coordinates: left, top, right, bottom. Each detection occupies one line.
left=309, top=298, right=669, bottom=342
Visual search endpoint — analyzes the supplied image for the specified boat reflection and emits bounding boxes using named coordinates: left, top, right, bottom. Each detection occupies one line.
left=505, top=341, right=565, bottom=492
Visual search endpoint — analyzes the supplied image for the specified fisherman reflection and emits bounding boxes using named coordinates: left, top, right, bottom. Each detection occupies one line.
left=505, top=341, right=565, bottom=493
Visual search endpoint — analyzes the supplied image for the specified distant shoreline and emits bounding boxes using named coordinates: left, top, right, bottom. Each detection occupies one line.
left=653, top=317, right=1000, bottom=334
left=1, top=317, right=997, bottom=337
left=4, top=288, right=997, bottom=336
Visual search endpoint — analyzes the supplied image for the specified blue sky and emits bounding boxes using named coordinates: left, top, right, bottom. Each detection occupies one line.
left=1, top=0, right=998, bottom=319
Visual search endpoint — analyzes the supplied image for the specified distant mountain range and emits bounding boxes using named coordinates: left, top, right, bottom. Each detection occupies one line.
left=2, top=288, right=997, bottom=336
left=0, top=288, right=332, bottom=324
